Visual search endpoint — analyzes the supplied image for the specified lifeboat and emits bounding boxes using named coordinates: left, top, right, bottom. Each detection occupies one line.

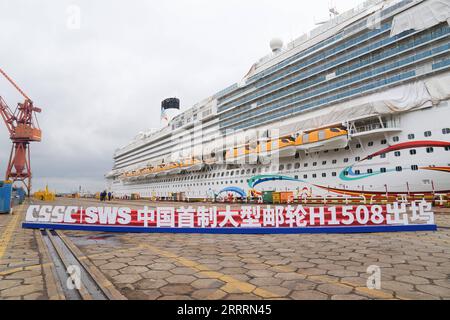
left=166, top=162, right=182, bottom=175
left=225, top=144, right=258, bottom=164
left=258, top=135, right=296, bottom=161
left=143, top=167, right=156, bottom=178
left=183, top=158, right=204, bottom=172
left=296, top=127, right=348, bottom=152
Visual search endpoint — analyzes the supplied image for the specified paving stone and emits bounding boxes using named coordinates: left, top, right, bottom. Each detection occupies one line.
left=148, top=263, right=175, bottom=271
left=274, top=272, right=306, bottom=281
left=0, top=280, right=22, bottom=290
left=249, top=277, right=283, bottom=286
left=166, top=275, right=197, bottom=284
left=119, top=266, right=149, bottom=274
left=395, top=290, right=441, bottom=300
left=191, top=289, right=227, bottom=300
left=247, top=269, right=275, bottom=278
left=158, top=295, right=193, bottom=300
left=135, top=279, right=167, bottom=290
left=290, top=290, right=329, bottom=300
left=328, top=269, right=359, bottom=277
left=191, top=279, right=224, bottom=289
left=415, top=284, right=450, bottom=297
left=254, top=286, right=291, bottom=298
left=317, top=283, right=353, bottom=295
left=0, top=284, right=41, bottom=297
left=223, top=293, right=262, bottom=300
left=170, top=267, right=197, bottom=275
left=140, top=290, right=162, bottom=300
left=331, top=294, right=369, bottom=300
left=396, top=275, right=430, bottom=285
left=112, top=274, right=142, bottom=284
left=101, top=262, right=128, bottom=270
left=160, top=284, right=194, bottom=295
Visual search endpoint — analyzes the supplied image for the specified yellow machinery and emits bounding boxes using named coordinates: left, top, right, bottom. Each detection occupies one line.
left=33, top=185, right=56, bottom=201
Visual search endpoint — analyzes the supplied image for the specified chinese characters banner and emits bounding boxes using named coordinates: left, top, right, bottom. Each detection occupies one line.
left=22, top=202, right=437, bottom=234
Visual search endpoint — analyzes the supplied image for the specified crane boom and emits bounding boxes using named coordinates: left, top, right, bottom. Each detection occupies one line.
left=0, top=68, right=31, bottom=101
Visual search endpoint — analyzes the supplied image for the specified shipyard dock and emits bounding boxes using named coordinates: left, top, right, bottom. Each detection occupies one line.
left=0, top=198, right=449, bottom=300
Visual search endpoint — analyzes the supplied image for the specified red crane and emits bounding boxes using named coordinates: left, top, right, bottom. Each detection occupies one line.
left=0, top=67, right=42, bottom=196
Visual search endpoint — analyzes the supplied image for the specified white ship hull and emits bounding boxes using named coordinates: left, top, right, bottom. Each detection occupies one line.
left=110, top=103, right=450, bottom=200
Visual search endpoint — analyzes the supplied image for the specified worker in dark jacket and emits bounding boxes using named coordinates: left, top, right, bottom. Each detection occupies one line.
left=108, top=192, right=112, bottom=201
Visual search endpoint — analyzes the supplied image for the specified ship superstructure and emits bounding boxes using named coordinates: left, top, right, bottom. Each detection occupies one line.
left=107, top=0, right=450, bottom=201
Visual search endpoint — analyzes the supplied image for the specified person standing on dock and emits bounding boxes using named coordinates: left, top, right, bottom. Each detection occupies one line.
left=108, top=191, right=112, bottom=201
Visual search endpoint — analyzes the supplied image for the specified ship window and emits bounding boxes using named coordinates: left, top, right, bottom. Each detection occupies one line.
left=294, top=163, right=300, bottom=169
left=445, top=146, right=450, bottom=151
left=345, top=146, right=350, bottom=150
left=322, top=161, right=327, bottom=165
left=334, top=149, right=339, bottom=152
left=396, top=166, right=402, bottom=172
left=295, top=152, right=300, bottom=159
left=279, top=165, right=284, bottom=171
left=355, top=157, right=361, bottom=161
left=221, top=172, right=224, bottom=177
left=424, top=131, right=432, bottom=137
left=303, top=134, right=309, bottom=144
left=230, top=171, right=234, bottom=176
left=367, top=169, right=373, bottom=174
left=411, top=165, right=419, bottom=171
left=322, top=173, right=326, bottom=177
left=303, top=174, right=308, bottom=179
left=343, top=158, right=349, bottom=163
left=381, top=139, right=387, bottom=145
left=226, top=172, right=230, bottom=176
left=312, top=174, right=317, bottom=178
left=252, top=168, right=256, bottom=174
left=332, top=160, right=337, bottom=164
left=410, top=149, right=416, bottom=155
left=395, top=151, right=401, bottom=157
left=241, top=170, right=245, bottom=175
left=380, top=153, right=386, bottom=159
left=393, top=136, right=399, bottom=142
left=318, top=131, right=325, bottom=140
left=356, top=143, right=361, bottom=148
left=343, top=171, right=349, bottom=176
left=355, top=170, right=360, bottom=175
left=313, top=162, right=317, bottom=167
left=368, top=142, right=374, bottom=147
left=408, top=134, right=415, bottom=140
left=426, top=147, right=434, bottom=153
left=380, top=168, right=387, bottom=173
left=332, top=172, right=337, bottom=177
left=442, top=128, right=450, bottom=134
left=246, top=169, right=251, bottom=174
left=304, top=163, right=308, bottom=167
left=287, top=164, right=292, bottom=170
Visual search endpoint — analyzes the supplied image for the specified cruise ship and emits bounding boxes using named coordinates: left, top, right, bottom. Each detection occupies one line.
left=106, top=0, right=450, bottom=201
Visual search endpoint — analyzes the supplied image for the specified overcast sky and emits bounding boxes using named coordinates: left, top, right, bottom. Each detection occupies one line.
left=0, top=0, right=361, bottom=193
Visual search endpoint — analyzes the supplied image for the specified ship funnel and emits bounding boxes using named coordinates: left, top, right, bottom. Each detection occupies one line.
left=161, top=97, right=180, bottom=127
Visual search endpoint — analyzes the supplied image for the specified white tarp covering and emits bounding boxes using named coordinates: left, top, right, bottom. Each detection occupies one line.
left=391, top=0, right=450, bottom=37
left=424, top=72, right=450, bottom=102
left=369, top=81, right=433, bottom=113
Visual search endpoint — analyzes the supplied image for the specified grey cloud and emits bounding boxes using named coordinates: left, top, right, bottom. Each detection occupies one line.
left=0, top=0, right=360, bottom=192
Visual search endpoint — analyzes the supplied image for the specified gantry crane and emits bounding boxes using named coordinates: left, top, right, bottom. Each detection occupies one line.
left=0, top=67, right=42, bottom=196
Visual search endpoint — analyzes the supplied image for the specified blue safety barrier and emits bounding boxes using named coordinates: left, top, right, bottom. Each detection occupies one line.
left=0, top=181, right=13, bottom=214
